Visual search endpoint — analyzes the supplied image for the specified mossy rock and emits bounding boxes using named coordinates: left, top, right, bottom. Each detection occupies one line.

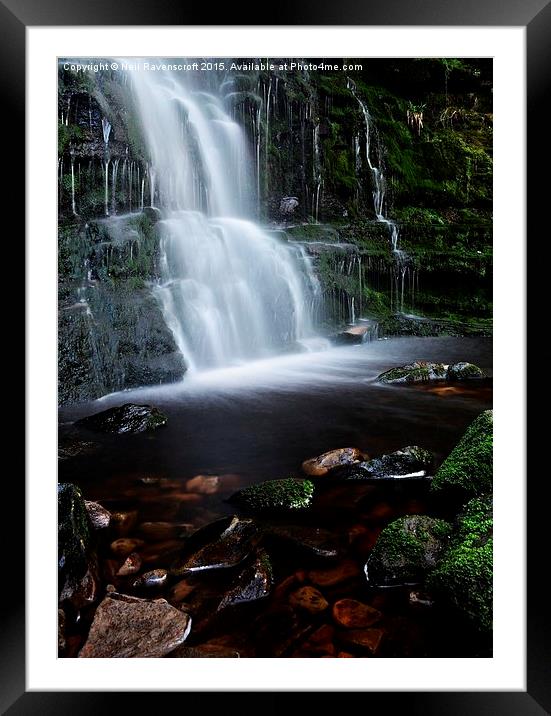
left=58, top=483, right=91, bottom=582
left=427, top=495, right=493, bottom=631
left=228, top=478, right=315, bottom=513
left=365, top=515, right=452, bottom=586
left=431, top=410, right=493, bottom=496
left=76, top=403, right=168, bottom=434
left=377, top=361, right=448, bottom=384
left=447, top=362, right=485, bottom=381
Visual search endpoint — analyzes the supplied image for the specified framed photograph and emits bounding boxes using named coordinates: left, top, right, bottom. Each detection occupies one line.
left=12, top=0, right=544, bottom=711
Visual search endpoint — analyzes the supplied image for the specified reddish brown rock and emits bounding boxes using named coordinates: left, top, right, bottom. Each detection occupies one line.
left=338, top=651, right=354, bottom=657
left=111, top=538, right=144, bottom=557
left=78, top=593, right=192, bottom=658
left=339, top=628, right=384, bottom=655
left=116, top=552, right=142, bottom=576
left=308, top=559, right=360, bottom=588
left=85, top=500, right=111, bottom=529
left=273, top=574, right=297, bottom=600
left=296, top=624, right=336, bottom=656
left=332, top=599, right=382, bottom=629
left=170, top=579, right=196, bottom=603
left=110, top=510, right=138, bottom=536
left=170, top=644, right=239, bottom=658
left=289, top=586, right=329, bottom=614
left=302, top=447, right=366, bottom=477
left=186, top=475, right=220, bottom=495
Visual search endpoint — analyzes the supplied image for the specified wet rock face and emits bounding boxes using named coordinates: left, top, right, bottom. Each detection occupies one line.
left=228, top=478, right=315, bottom=513
left=377, top=361, right=448, bottom=384
left=279, top=196, right=299, bottom=215
left=78, top=592, right=192, bottom=658
left=302, top=447, right=365, bottom=477
left=171, top=516, right=258, bottom=576
left=365, top=515, right=452, bottom=587
left=447, top=362, right=485, bottom=381
left=331, top=446, right=433, bottom=480
left=75, top=403, right=168, bottom=434
left=58, top=483, right=91, bottom=582
left=431, top=410, right=493, bottom=497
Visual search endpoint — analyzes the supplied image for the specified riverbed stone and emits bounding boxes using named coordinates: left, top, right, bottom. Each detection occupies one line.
left=302, top=447, right=365, bottom=476
left=85, top=500, right=111, bottom=529
left=76, top=403, right=167, bottom=434
left=365, top=515, right=452, bottom=587
left=186, top=475, right=220, bottom=494
left=377, top=361, right=448, bottom=384
left=228, top=478, right=314, bottom=512
left=264, top=523, right=342, bottom=559
left=116, top=552, right=142, bottom=576
left=170, top=644, right=240, bottom=658
left=217, top=551, right=273, bottom=612
left=447, top=362, right=485, bottom=381
left=171, top=516, right=258, bottom=576
left=339, top=628, right=384, bottom=655
left=78, top=592, right=192, bottom=658
left=332, top=599, right=382, bottom=629
left=132, top=569, right=168, bottom=589
left=111, top=538, right=144, bottom=557
left=59, top=555, right=100, bottom=610
left=289, top=586, right=329, bottom=614
left=431, top=410, right=493, bottom=496
left=308, top=559, right=361, bottom=588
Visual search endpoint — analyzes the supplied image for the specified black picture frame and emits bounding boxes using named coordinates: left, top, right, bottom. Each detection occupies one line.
left=10, top=0, right=547, bottom=712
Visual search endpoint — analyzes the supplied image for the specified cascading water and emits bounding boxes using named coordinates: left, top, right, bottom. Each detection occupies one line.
left=348, top=79, right=412, bottom=312
left=131, top=67, right=322, bottom=371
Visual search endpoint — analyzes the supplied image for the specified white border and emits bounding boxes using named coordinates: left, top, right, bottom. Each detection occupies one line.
left=27, top=27, right=526, bottom=691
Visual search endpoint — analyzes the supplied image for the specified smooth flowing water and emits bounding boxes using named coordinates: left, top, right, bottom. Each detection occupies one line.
left=131, top=69, right=321, bottom=370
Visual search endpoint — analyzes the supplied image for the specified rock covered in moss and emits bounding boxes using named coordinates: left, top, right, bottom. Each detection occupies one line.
left=58, top=483, right=91, bottom=582
left=331, top=445, right=433, bottom=480
left=302, top=447, right=365, bottom=476
left=447, top=362, right=485, bottom=381
left=365, top=515, right=452, bottom=586
left=76, top=403, right=167, bottom=434
left=431, top=410, right=493, bottom=496
left=427, top=495, right=492, bottom=631
left=228, top=478, right=315, bottom=512
left=377, top=361, right=447, bottom=384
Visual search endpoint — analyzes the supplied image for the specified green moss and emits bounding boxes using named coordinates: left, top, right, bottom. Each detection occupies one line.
left=428, top=496, right=492, bottom=632
left=229, top=478, right=315, bottom=512
left=367, top=515, right=452, bottom=585
left=378, top=361, right=447, bottom=384
left=431, top=410, right=493, bottom=496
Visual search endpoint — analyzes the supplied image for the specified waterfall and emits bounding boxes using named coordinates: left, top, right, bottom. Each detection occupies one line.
left=348, top=78, right=411, bottom=311
left=70, top=155, right=77, bottom=215
left=131, top=66, right=321, bottom=371
left=102, top=117, right=112, bottom=146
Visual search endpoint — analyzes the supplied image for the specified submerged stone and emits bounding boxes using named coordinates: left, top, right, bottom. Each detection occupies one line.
left=302, top=447, right=365, bottom=476
left=228, top=478, right=315, bottom=512
left=132, top=569, right=168, bottom=589
left=264, top=523, right=342, bottom=559
left=365, top=515, right=452, bottom=587
left=76, top=403, right=167, bottom=434
left=339, top=628, right=384, bottom=655
left=427, top=495, right=493, bottom=631
left=116, top=552, right=142, bottom=576
left=216, top=550, right=273, bottom=612
left=78, top=592, right=191, bottom=658
left=331, top=445, right=433, bottom=480
left=332, top=599, right=382, bottom=629
left=85, top=500, right=111, bottom=530
left=308, top=559, right=361, bottom=588
left=171, top=516, right=258, bottom=576
left=288, top=586, right=329, bottom=614
left=58, top=483, right=91, bottom=582
left=431, top=410, right=493, bottom=496
left=377, top=361, right=447, bottom=384
left=447, top=362, right=485, bottom=381
left=170, top=644, right=240, bottom=658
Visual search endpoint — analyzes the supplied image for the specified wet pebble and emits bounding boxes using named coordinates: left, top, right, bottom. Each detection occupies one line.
left=133, top=568, right=168, bottom=588
left=332, top=599, right=382, bottom=629
left=116, top=552, right=142, bottom=576
left=85, top=500, right=111, bottom=529
left=186, top=475, right=220, bottom=494
left=110, top=538, right=144, bottom=557
left=110, top=511, right=138, bottom=536
left=289, top=586, right=329, bottom=614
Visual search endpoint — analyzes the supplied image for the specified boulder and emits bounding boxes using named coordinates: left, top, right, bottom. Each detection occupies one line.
left=431, top=410, right=493, bottom=496
left=447, top=362, right=485, bottom=381
left=142, top=206, right=162, bottom=223
left=75, top=403, right=167, bottom=434
left=228, top=478, right=314, bottom=512
left=302, top=447, right=365, bottom=477
left=78, top=592, right=191, bottom=658
left=365, top=515, right=452, bottom=587
left=58, top=483, right=91, bottom=582
left=377, top=361, right=447, bottom=384
left=427, top=495, right=492, bottom=632
left=331, top=445, right=433, bottom=480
